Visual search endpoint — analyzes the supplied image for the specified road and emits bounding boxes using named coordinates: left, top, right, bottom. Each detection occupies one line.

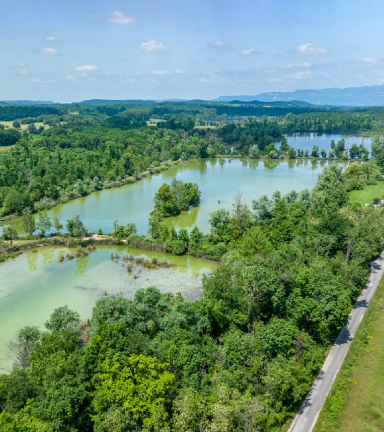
left=288, top=251, right=384, bottom=432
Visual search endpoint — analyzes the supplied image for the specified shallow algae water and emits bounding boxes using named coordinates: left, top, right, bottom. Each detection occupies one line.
left=0, top=245, right=218, bottom=370
left=7, top=158, right=331, bottom=236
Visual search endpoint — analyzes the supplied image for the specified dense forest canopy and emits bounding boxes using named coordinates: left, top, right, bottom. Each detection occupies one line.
left=1, top=162, right=384, bottom=431
left=1, top=99, right=382, bottom=220
left=1, top=101, right=384, bottom=430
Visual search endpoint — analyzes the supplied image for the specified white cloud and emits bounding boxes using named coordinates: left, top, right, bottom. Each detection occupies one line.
left=293, top=43, right=328, bottom=55
left=198, top=73, right=226, bottom=83
left=140, top=41, right=168, bottom=53
left=45, top=36, right=57, bottom=41
left=20, top=69, right=29, bottom=75
left=34, top=48, right=60, bottom=56
left=75, top=65, right=98, bottom=71
left=153, top=69, right=185, bottom=75
left=285, top=62, right=312, bottom=68
left=207, top=41, right=227, bottom=48
left=88, top=14, right=100, bottom=19
left=107, top=11, right=136, bottom=24
left=123, top=78, right=135, bottom=82
left=65, top=75, right=75, bottom=80
left=241, top=49, right=255, bottom=56
left=18, top=62, right=26, bottom=67
left=290, top=69, right=311, bottom=79
left=31, top=78, right=43, bottom=83
left=267, top=78, right=283, bottom=82
left=363, top=57, right=379, bottom=64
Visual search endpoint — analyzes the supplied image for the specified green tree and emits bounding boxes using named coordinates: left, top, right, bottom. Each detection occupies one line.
left=44, top=306, right=81, bottom=335
left=154, top=183, right=178, bottom=216
left=288, top=147, right=296, bottom=159
left=12, top=121, right=21, bottom=128
left=36, top=211, right=52, bottom=237
left=249, top=144, right=260, bottom=158
left=349, top=143, right=359, bottom=159
left=189, top=226, right=203, bottom=255
left=27, top=123, right=37, bottom=134
left=124, top=222, right=137, bottom=237
left=93, top=354, right=174, bottom=431
left=22, top=207, right=35, bottom=236
left=1, top=224, right=18, bottom=240
left=66, top=215, right=86, bottom=237
left=237, top=226, right=273, bottom=257
left=5, top=326, right=41, bottom=368
left=53, top=217, right=63, bottom=235
left=148, top=212, right=164, bottom=239
left=311, top=145, right=319, bottom=158
left=279, top=137, right=289, bottom=154
left=208, top=208, right=233, bottom=243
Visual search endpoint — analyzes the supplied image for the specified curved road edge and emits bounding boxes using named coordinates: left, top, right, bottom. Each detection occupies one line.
left=288, top=251, right=384, bottom=432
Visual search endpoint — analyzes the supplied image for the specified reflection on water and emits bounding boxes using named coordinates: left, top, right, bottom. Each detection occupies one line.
left=7, top=156, right=351, bottom=236
left=0, top=245, right=218, bottom=370
left=285, top=133, right=372, bottom=153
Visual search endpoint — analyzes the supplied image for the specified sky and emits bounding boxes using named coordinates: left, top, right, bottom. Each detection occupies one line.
left=1, top=0, right=384, bottom=102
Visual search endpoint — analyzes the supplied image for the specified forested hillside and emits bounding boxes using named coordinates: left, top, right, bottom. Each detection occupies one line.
left=1, top=161, right=384, bottom=431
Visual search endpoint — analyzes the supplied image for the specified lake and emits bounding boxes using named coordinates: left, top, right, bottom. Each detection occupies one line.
left=8, top=158, right=339, bottom=236
left=0, top=245, right=218, bottom=370
left=285, top=133, right=372, bottom=153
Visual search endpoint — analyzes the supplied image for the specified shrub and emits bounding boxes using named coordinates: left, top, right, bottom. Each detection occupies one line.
left=205, top=242, right=227, bottom=260
left=124, top=177, right=135, bottom=184
left=164, top=239, right=186, bottom=255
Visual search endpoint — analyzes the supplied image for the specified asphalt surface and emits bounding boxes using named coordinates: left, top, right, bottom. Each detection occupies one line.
left=288, top=251, right=384, bottom=432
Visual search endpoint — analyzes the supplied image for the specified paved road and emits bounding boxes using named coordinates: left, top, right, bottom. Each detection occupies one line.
left=288, top=251, right=384, bottom=432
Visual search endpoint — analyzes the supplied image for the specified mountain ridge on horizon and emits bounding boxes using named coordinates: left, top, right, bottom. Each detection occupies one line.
left=2, top=83, right=384, bottom=106
left=214, top=83, right=384, bottom=106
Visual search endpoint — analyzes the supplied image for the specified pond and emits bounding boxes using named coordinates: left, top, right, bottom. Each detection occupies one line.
left=7, top=158, right=343, bottom=236
left=0, top=245, right=218, bottom=371
left=285, top=133, right=371, bottom=153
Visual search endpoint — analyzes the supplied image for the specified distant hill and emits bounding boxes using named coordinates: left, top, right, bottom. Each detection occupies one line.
left=1, top=100, right=55, bottom=105
left=225, top=99, right=315, bottom=108
left=214, top=84, right=384, bottom=106
left=78, top=99, right=155, bottom=105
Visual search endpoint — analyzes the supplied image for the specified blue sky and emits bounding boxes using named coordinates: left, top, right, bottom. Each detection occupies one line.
left=1, top=0, right=384, bottom=102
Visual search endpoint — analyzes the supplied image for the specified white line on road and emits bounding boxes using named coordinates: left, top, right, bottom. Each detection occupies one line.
left=288, top=251, right=384, bottom=432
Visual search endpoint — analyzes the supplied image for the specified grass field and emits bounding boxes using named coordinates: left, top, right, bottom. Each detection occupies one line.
left=0, top=121, right=49, bottom=130
left=349, top=183, right=384, bottom=206
left=0, top=145, right=15, bottom=152
left=147, top=118, right=165, bottom=125
left=314, top=275, right=384, bottom=432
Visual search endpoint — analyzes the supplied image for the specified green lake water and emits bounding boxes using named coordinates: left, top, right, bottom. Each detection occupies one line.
left=9, top=158, right=333, bottom=236
left=0, top=157, right=345, bottom=370
left=0, top=246, right=218, bottom=371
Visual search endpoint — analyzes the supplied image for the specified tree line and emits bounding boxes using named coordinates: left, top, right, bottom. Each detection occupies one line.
left=1, top=161, right=384, bottom=431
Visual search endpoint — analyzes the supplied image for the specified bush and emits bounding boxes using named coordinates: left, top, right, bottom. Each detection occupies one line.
left=346, top=178, right=365, bottom=191
left=124, top=177, right=135, bottom=184
left=34, top=201, right=54, bottom=212
left=164, top=239, right=186, bottom=255
left=60, top=196, right=69, bottom=204
left=205, top=242, right=227, bottom=260
left=366, top=179, right=378, bottom=185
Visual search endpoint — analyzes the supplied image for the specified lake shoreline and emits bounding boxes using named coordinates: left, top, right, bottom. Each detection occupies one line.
left=0, top=155, right=368, bottom=227
left=0, top=234, right=221, bottom=265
